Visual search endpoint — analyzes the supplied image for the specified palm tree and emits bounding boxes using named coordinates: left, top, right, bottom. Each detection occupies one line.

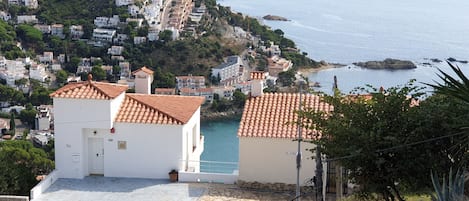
left=426, top=61, right=469, bottom=103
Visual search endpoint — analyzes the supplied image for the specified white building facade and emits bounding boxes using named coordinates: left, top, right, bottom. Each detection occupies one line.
left=51, top=70, right=205, bottom=179
left=211, top=56, right=242, bottom=86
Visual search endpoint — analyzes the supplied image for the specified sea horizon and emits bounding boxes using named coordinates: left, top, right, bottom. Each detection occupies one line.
left=218, top=0, right=469, bottom=64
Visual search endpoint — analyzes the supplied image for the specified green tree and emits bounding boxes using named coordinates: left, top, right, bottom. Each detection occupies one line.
left=0, top=84, right=26, bottom=105
left=91, top=66, right=106, bottom=81
left=0, top=20, right=16, bottom=42
left=9, top=113, right=15, bottom=132
left=159, top=30, right=173, bottom=42
left=19, top=107, right=37, bottom=127
left=16, top=24, right=43, bottom=43
left=55, top=69, right=68, bottom=86
left=0, top=140, right=54, bottom=195
left=151, top=68, right=175, bottom=89
left=299, top=82, right=461, bottom=201
left=232, top=89, right=247, bottom=108
left=29, top=80, right=53, bottom=106
left=14, top=78, right=28, bottom=86
left=277, top=69, right=295, bottom=87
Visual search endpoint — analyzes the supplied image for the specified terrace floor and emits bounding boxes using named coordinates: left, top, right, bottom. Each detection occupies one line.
left=33, top=176, right=205, bottom=201
left=32, top=176, right=318, bottom=201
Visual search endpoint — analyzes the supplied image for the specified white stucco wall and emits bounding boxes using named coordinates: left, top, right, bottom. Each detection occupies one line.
left=239, top=137, right=318, bottom=185
left=54, top=95, right=203, bottom=179
left=54, top=96, right=121, bottom=179
left=181, top=107, right=202, bottom=172
left=110, top=93, right=125, bottom=122
left=102, top=124, right=183, bottom=178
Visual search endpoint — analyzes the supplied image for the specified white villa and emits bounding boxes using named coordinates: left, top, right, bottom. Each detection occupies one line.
left=51, top=24, right=64, bottom=39
left=0, top=59, right=27, bottom=87
left=50, top=67, right=205, bottom=179
left=29, top=63, right=48, bottom=82
left=94, top=15, right=120, bottom=28
left=17, top=15, right=38, bottom=24
left=92, top=28, right=116, bottom=42
left=70, top=25, right=84, bottom=40
left=238, top=76, right=335, bottom=193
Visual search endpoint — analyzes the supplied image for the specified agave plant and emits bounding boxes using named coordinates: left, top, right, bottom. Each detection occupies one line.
left=431, top=168, right=468, bottom=201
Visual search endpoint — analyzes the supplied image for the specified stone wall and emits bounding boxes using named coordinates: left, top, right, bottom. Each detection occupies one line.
left=237, top=180, right=316, bottom=194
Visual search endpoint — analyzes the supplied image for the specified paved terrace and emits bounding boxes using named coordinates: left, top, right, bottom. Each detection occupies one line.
left=33, top=176, right=318, bottom=201
left=33, top=176, right=205, bottom=201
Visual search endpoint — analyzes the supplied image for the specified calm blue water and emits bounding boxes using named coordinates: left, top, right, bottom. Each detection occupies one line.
left=219, top=0, right=469, bottom=64
left=219, top=0, right=469, bottom=93
left=309, top=61, right=469, bottom=94
left=200, top=119, right=240, bottom=172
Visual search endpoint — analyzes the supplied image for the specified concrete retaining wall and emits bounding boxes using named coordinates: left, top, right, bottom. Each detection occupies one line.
left=30, top=170, right=59, bottom=200
left=179, top=171, right=238, bottom=184
left=0, top=196, right=29, bottom=201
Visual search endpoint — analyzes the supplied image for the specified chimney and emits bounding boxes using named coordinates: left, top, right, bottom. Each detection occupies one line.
left=250, top=71, right=265, bottom=97
left=132, top=67, right=154, bottom=94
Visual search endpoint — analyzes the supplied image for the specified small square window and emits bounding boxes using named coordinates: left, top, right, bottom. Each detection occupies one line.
left=117, top=141, right=127, bottom=150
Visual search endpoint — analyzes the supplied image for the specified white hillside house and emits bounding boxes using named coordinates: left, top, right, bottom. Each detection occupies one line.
left=51, top=67, right=205, bottom=179
left=237, top=76, right=346, bottom=197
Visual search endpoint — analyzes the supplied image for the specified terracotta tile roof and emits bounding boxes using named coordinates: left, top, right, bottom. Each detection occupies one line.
left=250, top=71, right=266, bottom=80
left=176, top=75, right=205, bottom=80
left=115, top=94, right=204, bottom=125
left=155, top=88, right=176, bottom=93
left=132, top=66, right=154, bottom=75
left=238, top=93, right=333, bottom=139
left=50, top=81, right=128, bottom=100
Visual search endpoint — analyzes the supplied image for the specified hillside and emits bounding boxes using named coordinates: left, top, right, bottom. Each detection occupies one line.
left=1, top=0, right=318, bottom=87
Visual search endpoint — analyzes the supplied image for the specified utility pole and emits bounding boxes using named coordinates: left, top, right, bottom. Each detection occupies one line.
left=315, top=145, right=324, bottom=201
left=296, top=81, right=303, bottom=201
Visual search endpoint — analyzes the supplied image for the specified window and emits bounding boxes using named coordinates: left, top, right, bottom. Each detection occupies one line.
left=192, top=124, right=197, bottom=152
left=117, top=141, right=127, bottom=150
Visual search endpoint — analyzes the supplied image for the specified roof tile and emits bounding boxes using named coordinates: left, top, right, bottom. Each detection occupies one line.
left=50, top=81, right=128, bottom=99
left=115, top=94, right=205, bottom=124
left=132, top=66, right=154, bottom=75
left=238, top=93, right=332, bottom=139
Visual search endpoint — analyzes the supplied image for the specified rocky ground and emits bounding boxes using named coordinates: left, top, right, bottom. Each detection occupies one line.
left=192, top=183, right=318, bottom=201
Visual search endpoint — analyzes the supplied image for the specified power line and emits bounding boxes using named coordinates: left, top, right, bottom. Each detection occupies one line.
left=325, top=129, right=469, bottom=162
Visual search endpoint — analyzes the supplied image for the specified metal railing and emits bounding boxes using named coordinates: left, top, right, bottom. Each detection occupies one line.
left=183, top=160, right=238, bottom=174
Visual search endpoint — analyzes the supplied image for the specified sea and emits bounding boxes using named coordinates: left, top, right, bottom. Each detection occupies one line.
left=201, top=0, right=469, bottom=167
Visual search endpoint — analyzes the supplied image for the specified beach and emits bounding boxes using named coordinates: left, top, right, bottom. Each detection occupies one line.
left=297, top=63, right=343, bottom=75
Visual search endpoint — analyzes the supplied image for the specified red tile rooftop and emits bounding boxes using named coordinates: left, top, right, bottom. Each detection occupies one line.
left=116, top=94, right=204, bottom=125
left=238, top=93, right=333, bottom=139
left=176, top=75, right=205, bottom=80
left=154, top=88, right=176, bottom=93
left=50, top=81, right=128, bottom=100
left=132, top=66, right=154, bottom=75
